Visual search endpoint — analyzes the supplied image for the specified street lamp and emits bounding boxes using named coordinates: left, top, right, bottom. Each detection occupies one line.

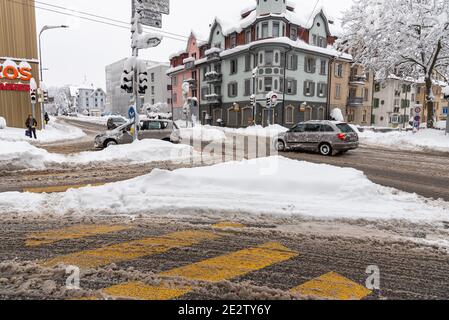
left=39, top=25, right=69, bottom=128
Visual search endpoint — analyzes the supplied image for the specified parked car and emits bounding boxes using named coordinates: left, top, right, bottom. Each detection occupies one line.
left=107, top=117, right=127, bottom=130
left=274, top=120, right=359, bottom=156
left=94, top=119, right=181, bottom=149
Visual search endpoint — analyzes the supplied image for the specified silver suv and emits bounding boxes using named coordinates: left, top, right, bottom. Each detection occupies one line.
left=94, top=119, right=181, bottom=149
left=275, top=121, right=359, bottom=156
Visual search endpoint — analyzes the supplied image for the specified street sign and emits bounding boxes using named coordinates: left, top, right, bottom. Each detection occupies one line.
left=139, top=10, right=162, bottom=28
left=135, top=0, right=170, bottom=15
left=133, top=33, right=162, bottom=49
left=415, top=106, right=422, bottom=114
left=271, top=93, right=278, bottom=106
left=128, top=105, right=136, bottom=119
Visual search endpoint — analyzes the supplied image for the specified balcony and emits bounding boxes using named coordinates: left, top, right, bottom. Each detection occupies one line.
left=205, top=93, right=222, bottom=105
left=204, top=71, right=222, bottom=83
left=349, top=75, right=367, bottom=86
left=348, top=97, right=364, bottom=107
left=205, top=47, right=222, bottom=62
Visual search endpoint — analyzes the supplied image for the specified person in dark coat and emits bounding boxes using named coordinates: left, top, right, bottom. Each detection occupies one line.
left=44, top=112, right=50, bottom=125
left=25, top=114, right=38, bottom=139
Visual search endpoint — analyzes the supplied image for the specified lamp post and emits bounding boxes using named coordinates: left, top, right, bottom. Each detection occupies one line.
left=38, top=25, right=69, bottom=128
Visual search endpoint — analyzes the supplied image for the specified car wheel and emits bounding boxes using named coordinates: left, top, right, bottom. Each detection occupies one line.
left=319, top=143, right=332, bottom=156
left=105, top=140, right=117, bottom=148
left=275, top=140, right=286, bottom=152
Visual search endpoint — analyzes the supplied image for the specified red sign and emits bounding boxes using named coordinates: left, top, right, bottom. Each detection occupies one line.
left=0, top=64, right=32, bottom=81
left=0, top=83, right=31, bottom=92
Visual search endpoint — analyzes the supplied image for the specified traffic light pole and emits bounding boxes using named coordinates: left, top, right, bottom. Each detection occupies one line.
left=132, top=0, right=139, bottom=141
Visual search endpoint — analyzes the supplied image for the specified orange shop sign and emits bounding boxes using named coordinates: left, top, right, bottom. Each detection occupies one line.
left=0, top=59, right=33, bottom=82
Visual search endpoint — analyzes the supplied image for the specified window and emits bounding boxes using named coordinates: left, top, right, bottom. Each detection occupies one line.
left=273, top=22, right=280, bottom=37
left=312, top=34, right=317, bottom=46
left=274, top=52, right=280, bottom=65
left=265, top=50, right=274, bottom=66
left=264, top=77, right=273, bottom=92
left=173, top=93, right=177, bottom=103
left=335, top=64, right=344, bottom=78
left=290, top=26, right=297, bottom=40
left=151, top=86, right=155, bottom=95
left=335, top=84, right=341, bottom=99
left=245, top=30, right=251, bottom=44
left=230, top=59, right=238, bottom=74
left=228, top=82, right=238, bottom=97
left=259, top=52, right=264, bottom=65
left=230, top=34, right=237, bottom=48
left=245, top=55, right=251, bottom=71
left=374, top=83, right=381, bottom=92
left=305, top=57, right=316, bottom=73
left=151, top=73, right=155, bottom=82
left=305, top=123, right=321, bottom=132
left=201, top=87, right=209, bottom=100
left=292, top=124, right=306, bottom=132
left=318, top=37, right=326, bottom=48
left=317, top=83, right=327, bottom=98
left=318, top=107, right=325, bottom=120
left=286, top=79, right=297, bottom=95
left=244, top=79, right=251, bottom=96
left=285, top=106, right=294, bottom=124
left=364, top=88, right=369, bottom=101
left=320, top=60, right=326, bottom=75
left=287, top=54, right=298, bottom=70
left=321, top=125, right=334, bottom=132
left=151, top=99, right=155, bottom=105
left=304, top=81, right=315, bottom=96
left=172, top=76, right=178, bottom=86
left=262, top=22, right=269, bottom=38
left=373, top=98, right=380, bottom=108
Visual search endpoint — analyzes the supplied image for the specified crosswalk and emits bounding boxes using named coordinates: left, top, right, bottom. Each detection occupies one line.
left=26, top=223, right=373, bottom=300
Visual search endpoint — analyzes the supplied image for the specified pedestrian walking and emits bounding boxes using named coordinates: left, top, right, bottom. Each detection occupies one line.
left=25, top=114, right=38, bottom=139
left=44, top=112, right=50, bottom=125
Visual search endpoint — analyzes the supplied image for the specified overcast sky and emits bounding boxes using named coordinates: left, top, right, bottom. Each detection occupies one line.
left=35, top=0, right=353, bottom=89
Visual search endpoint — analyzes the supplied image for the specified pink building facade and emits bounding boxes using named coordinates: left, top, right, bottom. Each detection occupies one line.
left=167, top=32, right=203, bottom=120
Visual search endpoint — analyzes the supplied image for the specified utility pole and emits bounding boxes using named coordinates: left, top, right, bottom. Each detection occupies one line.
left=131, top=0, right=140, bottom=141
left=403, top=82, right=409, bottom=129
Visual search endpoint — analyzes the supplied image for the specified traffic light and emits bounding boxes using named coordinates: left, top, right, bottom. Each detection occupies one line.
left=266, top=96, right=271, bottom=108
left=120, top=57, right=135, bottom=94
left=250, top=94, right=256, bottom=105
left=138, top=70, right=148, bottom=94
left=43, top=89, right=49, bottom=103
left=30, top=89, right=37, bottom=104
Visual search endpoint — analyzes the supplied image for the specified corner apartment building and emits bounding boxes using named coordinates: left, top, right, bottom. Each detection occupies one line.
left=372, top=77, right=418, bottom=128
left=106, top=59, right=170, bottom=116
left=167, top=0, right=353, bottom=128
left=0, top=0, right=41, bottom=129
left=329, top=61, right=373, bottom=126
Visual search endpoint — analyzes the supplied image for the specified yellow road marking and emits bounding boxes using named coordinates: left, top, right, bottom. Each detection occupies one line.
left=103, top=282, right=192, bottom=300
left=26, top=225, right=132, bottom=247
left=43, top=230, right=219, bottom=269
left=102, top=242, right=298, bottom=300
left=212, top=222, right=245, bottom=229
left=290, top=272, right=372, bottom=300
left=23, top=183, right=105, bottom=194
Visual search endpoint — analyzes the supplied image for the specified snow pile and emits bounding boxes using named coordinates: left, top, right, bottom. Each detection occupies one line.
left=1, top=157, right=447, bottom=223
left=358, top=129, right=449, bottom=152
left=0, top=141, right=64, bottom=170
left=0, top=117, right=6, bottom=129
left=0, top=139, right=197, bottom=170
left=330, top=108, right=345, bottom=122
left=0, top=119, right=86, bottom=144
left=180, top=125, right=226, bottom=142
left=434, top=121, right=447, bottom=130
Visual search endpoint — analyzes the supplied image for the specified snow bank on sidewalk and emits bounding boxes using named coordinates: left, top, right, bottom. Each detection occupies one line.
left=358, top=129, right=449, bottom=152
left=2, top=157, right=447, bottom=223
left=222, top=124, right=289, bottom=137
left=180, top=126, right=226, bottom=142
left=0, top=139, right=196, bottom=170
left=0, top=119, right=85, bottom=144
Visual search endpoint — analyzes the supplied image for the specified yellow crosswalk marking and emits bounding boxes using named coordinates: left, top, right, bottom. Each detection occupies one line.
left=43, top=230, right=219, bottom=269
left=23, top=183, right=105, bottom=194
left=26, top=225, right=132, bottom=247
left=101, top=242, right=298, bottom=300
left=212, top=222, right=245, bottom=229
left=103, top=282, right=192, bottom=300
left=290, top=272, right=372, bottom=300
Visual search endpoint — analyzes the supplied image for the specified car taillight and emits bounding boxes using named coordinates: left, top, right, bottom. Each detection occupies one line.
left=337, top=133, right=346, bottom=141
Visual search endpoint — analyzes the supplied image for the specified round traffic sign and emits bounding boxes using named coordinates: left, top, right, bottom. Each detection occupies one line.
left=414, top=116, right=421, bottom=122
left=128, top=106, right=136, bottom=119
left=415, top=106, right=422, bottom=114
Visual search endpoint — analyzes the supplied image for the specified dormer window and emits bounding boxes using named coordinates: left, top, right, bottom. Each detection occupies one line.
left=261, top=22, right=269, bottom=38
left=245, top=30, right=251, bottom=44
left=290, top=26, right=297, bottom=41
left=230, top=34, right=237, bottom=48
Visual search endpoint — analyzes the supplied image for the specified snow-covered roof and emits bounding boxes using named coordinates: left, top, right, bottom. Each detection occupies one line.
left=166, top=65, right=185, bottom=75
left=220, top=37, right=352, bottom=60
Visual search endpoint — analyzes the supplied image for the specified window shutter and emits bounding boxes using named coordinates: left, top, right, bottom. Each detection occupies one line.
left=293, top=80, right=298, bottom=95
left=303, top=81, right=308, bottom=96
left=293, top=55, right=298, bottom=70
left=311, top=82, right=315, bottom=96
left=228, top=83, right=232, bottom=97
left=311, top=59, right=316, bottom=73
